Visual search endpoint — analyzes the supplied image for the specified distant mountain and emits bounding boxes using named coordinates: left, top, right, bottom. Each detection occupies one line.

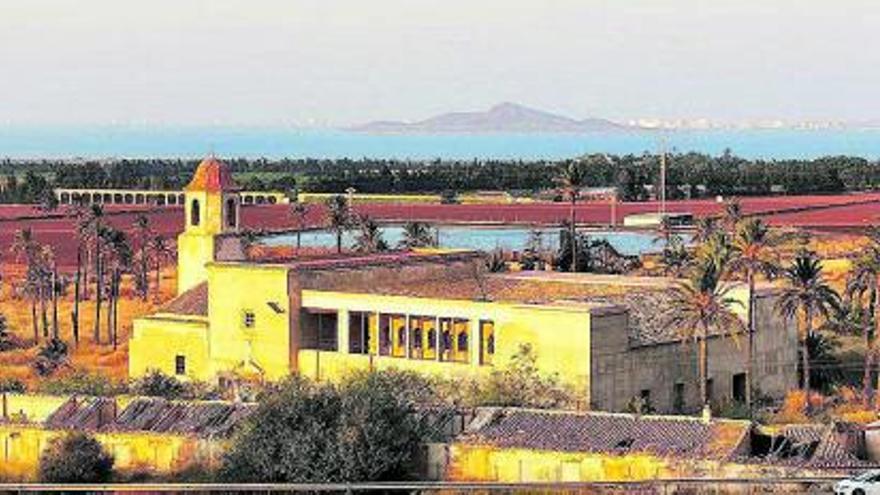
left=349, top=102, right=634, bottom=134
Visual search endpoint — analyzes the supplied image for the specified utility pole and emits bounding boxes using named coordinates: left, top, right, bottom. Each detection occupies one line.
left=659, top=137, right=667, bottom=216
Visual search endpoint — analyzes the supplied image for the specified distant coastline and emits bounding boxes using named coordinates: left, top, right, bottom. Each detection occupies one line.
left=1, top=126, right=879, bottom=161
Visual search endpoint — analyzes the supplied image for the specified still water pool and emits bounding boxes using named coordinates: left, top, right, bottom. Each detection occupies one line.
left=260, top=226, right=684, bottom=256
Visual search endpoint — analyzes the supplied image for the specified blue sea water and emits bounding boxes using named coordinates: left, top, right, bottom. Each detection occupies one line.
left=1, top=127, right=879, bottom=160
left=261, top=226, right=684, bottom=256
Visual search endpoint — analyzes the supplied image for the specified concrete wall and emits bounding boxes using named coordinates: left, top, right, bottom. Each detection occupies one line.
left=590, top=289, right=798, bottom=413
left=0, top=425, right=227, bottom=481
left=299, top=290, right=593, bottom=394
left=129, top=316, right=210, bottom=381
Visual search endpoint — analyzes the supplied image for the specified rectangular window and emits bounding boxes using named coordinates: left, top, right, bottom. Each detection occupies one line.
left=175, top=355, right=186, bottom=376
left=378, top=314, right=392, bottom=356
left=480, top=320, right=495, bottom=365
left=389, top=314, right=407, bottom=358
left=706, top=378, right=714, bottom=403
left=673, top=383, right=685, bottom=413
left=242, top=310, right=255, bottom=329
left=438, top=318, right=453, bottom=362
left=349, top=312, right=369, bottom=354
left=452, top=318, right=470, bottom=363
left=732, top=373, right=747, bottom=403
left=409, top=316, right=425, bottom=359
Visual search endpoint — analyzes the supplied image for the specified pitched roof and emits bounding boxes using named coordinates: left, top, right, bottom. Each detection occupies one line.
left=159, top=282, right=208, bottom=317
left=107, top=398, right=256, bottom=437
left=456, top=408, right=749, bottom=460
left=41, top=396, right=255, bottom=438
left=185, top=156, right=240, bottom=193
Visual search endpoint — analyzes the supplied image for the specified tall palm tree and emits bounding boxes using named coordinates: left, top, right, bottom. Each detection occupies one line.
left=291, top=202, right=311, bottom=252
left=399, top=221, right=437, bottom=249
left=693, top=217, right=719, bottom=244
left=776, top=251, right=839, bottom=393
left=133, top=214, right=152, bottom=301
left=555, top=160, right=588, bottom=272
left=664, top=256, right=745, bottom=410
left=325, top=195, right=352, bottom=254
left=722, top=197, right=743, bottom=233
left=728, top=218, right=783, bottom=412
left=102, top=228, right=131, bottom=350
left=846, top=228, right=880, bottom=403
left=10, top=228, right=41, bottom=343
left=353, top=216, right=389, bottom=253
left=149, top=235, right=174, bottom=303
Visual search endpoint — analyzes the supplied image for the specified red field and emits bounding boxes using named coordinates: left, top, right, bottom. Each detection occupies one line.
left=2, top=192, right=880, bottom=268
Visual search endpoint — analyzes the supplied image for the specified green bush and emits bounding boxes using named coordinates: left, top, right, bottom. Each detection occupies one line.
left=0, top=377, right=26, bottom=393
left=38, top=432, right=114, bottom=483
left=462, top=343, right=572, bottom=409
left=39, top=370, right=127, bottom=396
left=220, top=371, right=430, bottom=483
left=130, top=370, right=187, bottom=399
left=33, top=338, right=68, bottom=376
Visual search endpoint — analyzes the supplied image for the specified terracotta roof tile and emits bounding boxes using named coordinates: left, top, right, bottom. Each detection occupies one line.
left=457, top=408, right=748, bottom=460
left=185, top=156, right=240, bottom=193
left=159, top=282, right=208, bottom=317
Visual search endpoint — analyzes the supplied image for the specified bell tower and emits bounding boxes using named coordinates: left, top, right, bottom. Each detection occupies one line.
left=177, top=156, right=241, bottom=295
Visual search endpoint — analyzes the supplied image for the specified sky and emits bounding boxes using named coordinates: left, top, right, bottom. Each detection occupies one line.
left=1, top=0, right=878, bottom=127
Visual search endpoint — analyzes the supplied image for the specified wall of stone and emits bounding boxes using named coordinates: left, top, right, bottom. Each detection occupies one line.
left=590, top=290, right=798, bottom=413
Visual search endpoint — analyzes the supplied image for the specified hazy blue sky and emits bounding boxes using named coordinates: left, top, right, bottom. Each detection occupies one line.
left=1, top=0, right=878, bottom=126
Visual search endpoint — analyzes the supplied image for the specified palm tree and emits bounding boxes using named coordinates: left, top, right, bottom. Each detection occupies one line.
left=149, top=235, right=174, bottom=303
left=0, top=313, right=15, bottom=352
left=728, top=218, right=783, bottom=412
left=325, top=195, right=352, bottom=254
left=722, top=197, right=743, bottom=232
left=133, top=214, right=152, bottom=301
left=353, top=216, right=389, bottom=253
left=846, top=228, right=880, bottom=403
left=555, top=160, right=587, bottom=272
left=102, top=228, right=131, bottom=350
left=10, top=227, right=41, bottom=343
left=776, top=251, right=839, bottom=394
left=664, top=256, right=745, bottom=410
left=399, top=221, right=437, bottom=249
left=693, top=217, right=719, bottom=244
left=290, top=202, right=311, bottom=252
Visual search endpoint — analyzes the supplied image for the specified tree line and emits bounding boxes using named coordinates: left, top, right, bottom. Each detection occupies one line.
left=2, top=152, right=880, bottom=204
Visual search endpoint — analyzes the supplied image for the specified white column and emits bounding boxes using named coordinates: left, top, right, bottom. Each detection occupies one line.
left=469, top=320, right=480, bottom=367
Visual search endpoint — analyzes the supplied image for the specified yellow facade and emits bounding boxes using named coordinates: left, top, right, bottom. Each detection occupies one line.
left=204, top=263, right=291, bottom=381
left=129, top=315, right=210, bottom=381
left=448, top=444, right=694, bottom=482
left=297, top=290, right=593, bottom=395
left=0, top=425, right=226, bottom=481
left=178, top=188, right=240, bottom=296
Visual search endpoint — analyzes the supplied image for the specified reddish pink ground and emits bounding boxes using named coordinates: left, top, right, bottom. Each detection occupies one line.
left=2, top=192, right=879, bottom=267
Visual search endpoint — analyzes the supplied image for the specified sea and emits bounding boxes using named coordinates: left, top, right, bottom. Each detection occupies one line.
left=1, top=127, right=880, bottom=160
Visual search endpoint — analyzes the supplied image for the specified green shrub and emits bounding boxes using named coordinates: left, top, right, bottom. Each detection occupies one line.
left=220, top=371, right=430, bottom=482
left=0, top=377, right=26, bottom=393
left=39, top=370, right=127, bottom=396
left=130, top=370, right=187, bottom=399
left=38, top=432, right=114, bottom=483
left=33, top=338, right=68, bottom=376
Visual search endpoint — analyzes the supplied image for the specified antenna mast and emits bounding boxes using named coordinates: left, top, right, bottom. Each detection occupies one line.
left=659, top=137, right=667, bottom=216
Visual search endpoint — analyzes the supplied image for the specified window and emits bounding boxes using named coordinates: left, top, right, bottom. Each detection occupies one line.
left=348, top=312, right=370, bottom=354
left=706, top=378, right=714, bottom=403
left=480, top=320, right=495, bottom=365
left=175, top=355, right=186, bottom=375
left=733, top=373, right=747, bottom=403
left=242, top=310, right=255, bottom=329
left=191, top=199, right=201, bottom=226
left=673, top=383, right=685, bottom=413
left=226, top=198, right=237, bottom=228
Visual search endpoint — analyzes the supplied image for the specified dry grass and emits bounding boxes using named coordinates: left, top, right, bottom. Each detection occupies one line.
left=0, top=263, right=177, bottom=390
